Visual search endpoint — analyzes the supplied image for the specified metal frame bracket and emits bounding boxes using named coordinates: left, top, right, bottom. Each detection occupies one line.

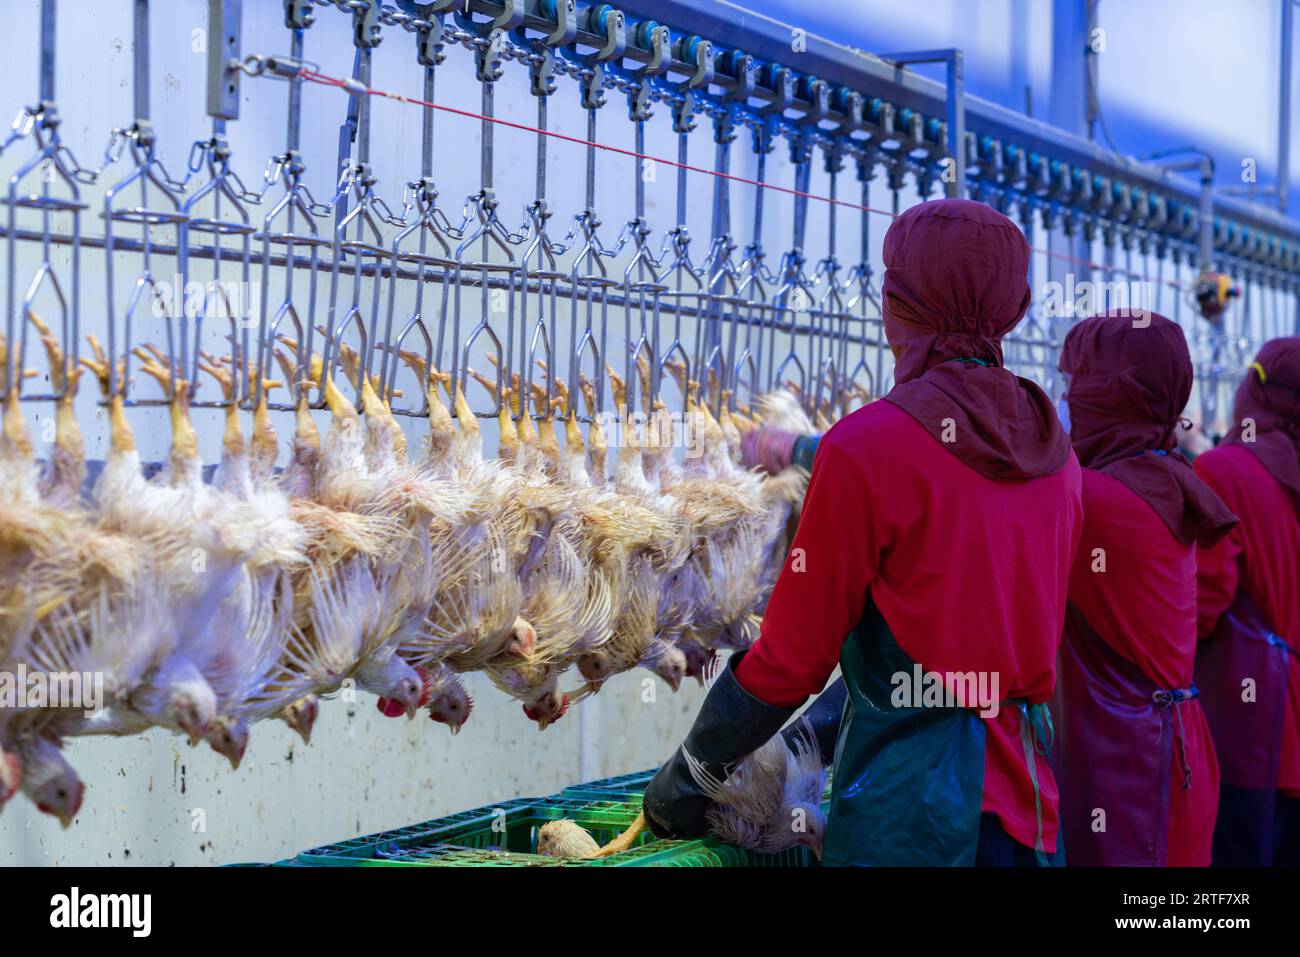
left=881, top=48, right=965, bottom=198
left=206, top=0, right=243, bottom=122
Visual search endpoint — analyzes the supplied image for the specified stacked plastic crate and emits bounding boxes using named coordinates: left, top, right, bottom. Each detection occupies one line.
left=258, top=770, right=820, bottom=867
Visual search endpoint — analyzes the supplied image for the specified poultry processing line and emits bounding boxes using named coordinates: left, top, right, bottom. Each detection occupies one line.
left=0, top=0, right=1296, bottom=837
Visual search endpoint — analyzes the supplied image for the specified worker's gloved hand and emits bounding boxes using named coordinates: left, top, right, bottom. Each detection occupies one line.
left=642, top=651, right=797, bottom=839
left=781, top=676, right=846, bottom=765
left=740, top=426, right=799, bottom=475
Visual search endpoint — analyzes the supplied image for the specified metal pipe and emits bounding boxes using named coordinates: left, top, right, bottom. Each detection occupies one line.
left=948, top=50, right=966, bottom=198
left=1085, top=0, right=1100, bottom=142
left=1149, top=152, right=1217, bottom=271
left=1279, top=0, right=1293, bottom=214
left=133, top=0, right=149, bottom=122
left=609, top=0, right=1300, bottom=246
left=39, top=0, right=55, bottom=103
left=881, top=49, right=966, bottom=198
left=1200, top=156, right=1215, bottom=271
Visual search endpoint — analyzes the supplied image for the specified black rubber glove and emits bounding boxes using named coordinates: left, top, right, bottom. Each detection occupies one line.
left=791, top=434, right=822, bottom=473
left=781, top=676, right=846, bottom=765
left=642, top=651, right=797, bottom=839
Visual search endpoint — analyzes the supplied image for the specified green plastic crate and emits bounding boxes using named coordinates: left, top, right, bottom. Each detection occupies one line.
left=561, top=768, right=833, bottom=803
left=355, top=844, right=568, bottom=867
left=293, top=797, right=649, bottom=867
left=559, top=768, right=655, bottom=801
left=365, top=835, right=815, bottom=868
left=293, top=797, right=540, bottom=866
left=423, top=796, right=643, bottom=854
left=275, top=772, right=828, bottom=868
left=373, top=798, right=650, bottom=866
left=620, top=836, right=815, bottom=867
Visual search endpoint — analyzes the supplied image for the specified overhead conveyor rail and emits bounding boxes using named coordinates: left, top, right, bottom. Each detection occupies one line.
left=627, top=0, right=1300, bottom=261
left=1, top=0, right=1296, bottom=442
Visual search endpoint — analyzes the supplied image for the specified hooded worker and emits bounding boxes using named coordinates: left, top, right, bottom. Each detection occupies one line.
left=1051, top=312, right=1236, bottom=866
left=1194, top=337, right=1300, bottom=866
left=643, top=198, right=1082, bottom=866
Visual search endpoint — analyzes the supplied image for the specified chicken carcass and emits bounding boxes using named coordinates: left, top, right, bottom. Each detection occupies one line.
left=189, top=355, right=307, bottom=766
left=270, top=355, right=422, bottom=715
left=683, top=722, right=827, bottom=858
left=0, top=323, right=158, bottom=825
left=544, top=719, right=827, bottom=862
left=454, top=372, right=582, bottom=729
left=572, top=371, right=688, bottom=691
left=430, top=377, right=536, bottom=660
left=370, top=349, right=487, bottom=732
left=9, top=580, right=172, bottom=826
left=80, top=342, right=274, bottom=745
left=537, top=818, right=602, bottom=859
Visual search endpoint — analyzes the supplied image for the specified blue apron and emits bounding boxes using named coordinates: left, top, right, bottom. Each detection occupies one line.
left=823, top=598, right=1059, bottom=867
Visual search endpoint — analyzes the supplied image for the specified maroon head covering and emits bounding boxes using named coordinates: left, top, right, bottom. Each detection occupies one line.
left=1059, top=312, right=1237, bottom=547
left=881, top=198, right=1069, bottom=480
left=1221, top=336, right=1300, bottom=512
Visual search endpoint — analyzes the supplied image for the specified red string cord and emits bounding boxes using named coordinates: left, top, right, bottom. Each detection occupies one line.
left=298, top=67, right=1191, bottom=291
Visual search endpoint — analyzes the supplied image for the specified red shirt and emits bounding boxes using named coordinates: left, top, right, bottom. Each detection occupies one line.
left=737, top=401, right=1083, bottom=852
left=1067, top=469, right=1219, bottom=865
left=1196, top=444, right=1300, bottom=796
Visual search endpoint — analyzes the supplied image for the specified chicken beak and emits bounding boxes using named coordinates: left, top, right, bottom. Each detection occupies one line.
left=535, top=716, right=551, bottom=732
left=811, top=843, right=823, bottom=863
left=60, top=785, right=84, bottom=830
left=448, top=721, right=462, bottom=736
left=405, top=701, right=418, bottom=720
left=0, top=753, right=19, bottom=802
left=286, top=699, right=318, bottom=744
left=510, top=618, right=537, bottom=658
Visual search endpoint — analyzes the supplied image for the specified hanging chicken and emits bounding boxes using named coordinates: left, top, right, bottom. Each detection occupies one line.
left=0, top=288, right=819, bottom=827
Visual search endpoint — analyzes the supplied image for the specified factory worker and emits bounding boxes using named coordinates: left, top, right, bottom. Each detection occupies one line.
left=1194, top=338, right=1300, bottom=866
left=643, top=198, right=1082, bottom=866
left=1051, top=313, right=1236, bottom=867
